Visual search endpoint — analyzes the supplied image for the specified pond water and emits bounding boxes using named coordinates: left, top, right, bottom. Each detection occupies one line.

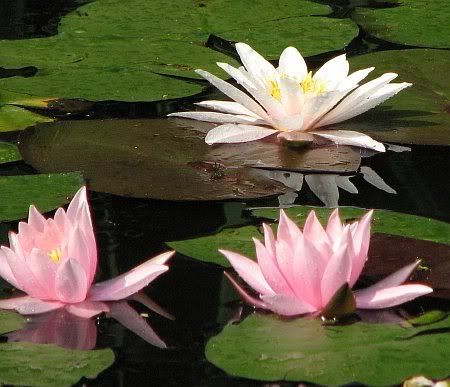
left=0, top=0, right=449, bottom=386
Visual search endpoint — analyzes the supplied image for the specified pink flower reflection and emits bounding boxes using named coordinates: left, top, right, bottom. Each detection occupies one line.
left=0, top=186, right=173, bottom=319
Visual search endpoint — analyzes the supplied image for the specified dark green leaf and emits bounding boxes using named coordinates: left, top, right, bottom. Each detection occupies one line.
left=0, top=311, right=24, bottom=335
left=0, top=172, right=84, bottom=221
left=205, top=314, right=450, bottom=384
left=0, top=142, right=21, bottom=164
left=0, top=105, right=53, bottom=133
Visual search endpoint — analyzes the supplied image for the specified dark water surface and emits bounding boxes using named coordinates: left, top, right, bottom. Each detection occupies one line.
left=1, top=1, right=449, bottom=386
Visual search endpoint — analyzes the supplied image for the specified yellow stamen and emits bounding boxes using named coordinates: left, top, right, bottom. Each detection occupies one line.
left=300, top=71, right=326, bottom=95
left=48, top=248, right=62, bottom=263
left=269, top=80, right=281, bottom=101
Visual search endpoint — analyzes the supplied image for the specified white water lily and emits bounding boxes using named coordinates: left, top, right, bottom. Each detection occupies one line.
left=169, top=43, right=412, bottom=152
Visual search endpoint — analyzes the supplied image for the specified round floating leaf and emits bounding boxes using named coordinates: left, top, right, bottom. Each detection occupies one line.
left=0, top=105, right=53, bottom=132
left=352, top=0, right=450, bottom=48
left=0, top=142, right=21, bottom=164
left=0, top=342, right=114, bottom=387
left=0, top=311, right=24, bottom=335
left=18, top=119, right=360, bottom=200
left=0, top=0, right=357, bottom=101
left=169, top=205, right=450, bottom=266
left=205, top=314, right=450, bottom=384
left=0, top=172, right=84, bottom=221
left=331, top=49, right=450, bottom=146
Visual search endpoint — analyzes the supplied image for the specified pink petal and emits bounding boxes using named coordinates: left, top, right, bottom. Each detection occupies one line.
left=76, top=202, right=97, bottom=282
left=219, top=249, right=274, bottom=296
left=205, top=124, right=278, bottom=144
left=262, top=223, right=276, bottom=257
left=129, top=292, right=174, bottom=320
left=66, top=300, right=110, bottom=319
left=303, top=211, right=333, bottom=259
left=0, top=248, right=19, bottom=289
left=27, top=248, right=57, bottom=299
left=355, top=284, right=433, bottom=309
left=0, top=295, right=64, bottom=315
left=254, top=238, right=293, bottom=296
left=108, top=301, right=167, bottom=348
left=277, top=209, right=302, bottom=246
left=66, top=226, right=93, bottom=285
left=349, top=210, right=373, bottom=287
left=260, top=294, right=317, bottom=316
left=326, top=209, right=343, bottom=247
left=55, top=258, right=88, bottom=303
left=28, top=205, right=46, bottom=232
left=312, top=130, right=386, bottom=152
left=66, top=186, right=89, bottom=225
left=223, top=271, right=267, bottom=309
left=88, top=251, right=174, bottom=301
left=320, top=242, right=352, bottom=306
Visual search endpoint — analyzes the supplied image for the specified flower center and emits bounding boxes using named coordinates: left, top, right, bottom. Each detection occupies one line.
left=269, top=80, right=282, bottom=101
left=300, top=71, right=326, bottom=95
left=48, top=248, right=62, bottom=263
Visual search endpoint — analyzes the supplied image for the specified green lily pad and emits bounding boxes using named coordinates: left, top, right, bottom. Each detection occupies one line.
left=0, top=342, right=114, bottom=387
left=0, top=0, right=357, bottom=101
left=0, top=142, right=21, bottom=164
left=0, top=105, right=53, bottom=132
left=205, top=314, right=450, bottom=384
left=0, top=172, right=84, bottom=221
left=18, top=119, right=360, bottom=200
left=0, top=310, right=24, bottom=335
left=168, top=206, right=450, bottom=266
left=331, top=49, right=450, bottom=146
left=352, top=0, right=450, bottom=48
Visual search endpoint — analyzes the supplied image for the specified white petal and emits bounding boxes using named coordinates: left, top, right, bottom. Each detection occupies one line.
left=205, top=124, right=278, bottom=144
left=278, top=46, right=308, bottom=82
left=195, top=69, right=269, bottom=119
left=196, top=100, right=260, bottom=118
left=312, top=130, right=386, bottom=152
left=278, top=76, right=304, bottom=116
left=360, top=166, right=396, bottom=194
left=337, top=67, right=374, bottom=90
left=167, top=111, right=264, bottom=125
left=335, top=176, right=358, bottom=194
left=304, top=174, right=339, bottom=207
left=313, top=54, right=349, bottom=89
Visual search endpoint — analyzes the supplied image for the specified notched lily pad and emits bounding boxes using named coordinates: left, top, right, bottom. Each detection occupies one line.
left=0, top=142, right=21, bottom=164
left=18, top=119, right=360, bottom=200
left=0, top=342, right=114, bottom=387
left=0, top=310, right=25, bottom=335
left=0, top=172, right=84, bottom=221
left=0, top=105, right=53, bottom=132
left=205, top=314, right=450, bottom=384
left=331, top=49, right=450, bottom=146
left=352, top=0, right=450, bottom=49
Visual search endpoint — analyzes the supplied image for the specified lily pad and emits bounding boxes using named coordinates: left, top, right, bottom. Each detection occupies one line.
left=0, top=0, right=357, bottom=101
left=0, top=105, right=53, bottom=132
left=352, top=0, right=450, bottom=48
left=0, top=310, right=24, bottom=335
left=169, top=206, right=450, bottom=266
left=0, top=172, right=84, bottom=221
left=0, top=142, right=21, bottom=164
left=331, top=49, right=450, bottom=146
left=18, top=119, right=360, bottom=200
left=0, top=342, right=114, bottom=387
left=205, top=314, right=450, bottom=384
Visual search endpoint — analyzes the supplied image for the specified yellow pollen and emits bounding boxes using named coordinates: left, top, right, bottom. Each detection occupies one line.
left=269, top=80, right=281, bottom=101
left=300, top=71, right=326, bottom=95
left=48, top=248, right=62, bottom=263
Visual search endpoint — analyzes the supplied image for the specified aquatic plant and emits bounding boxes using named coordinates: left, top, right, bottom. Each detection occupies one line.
left=0, top=187, right=173, bottom=318
left=220, top=209, right=432, bottom=317
left=169, top=43, right=411, bottom=152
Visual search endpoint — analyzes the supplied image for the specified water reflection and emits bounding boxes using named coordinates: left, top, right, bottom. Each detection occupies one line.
left=6, top=293, right=170, bottom=350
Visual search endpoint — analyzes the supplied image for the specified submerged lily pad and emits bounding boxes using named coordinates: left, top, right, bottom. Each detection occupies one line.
left=331, top=49, right=450, bottom=146
left=18, top=119, right=360, bottom=200
left=352, top=0, right=450, bottom=48
left=0, top=311, right=24, bottom=335
left=0, top=143, right=21, bottom=164
left=169, top=206, right=450, bottom=266
left=205, top=314, right=450, bottom=384
left=0, top=172, right=84, bottom=221
left=0, top=0, right=357, bottom=101
left=0, top=342, right=114, bottom=387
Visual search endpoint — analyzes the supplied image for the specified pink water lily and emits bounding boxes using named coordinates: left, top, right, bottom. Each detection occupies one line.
left=220, top=209, right=432, bottom=317
left=169, top=43, right=412, bottom=152
left=0, top=187, right=174, bottom=319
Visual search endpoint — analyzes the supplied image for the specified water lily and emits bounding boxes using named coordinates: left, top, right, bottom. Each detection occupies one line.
left=220, top=210, right=432, bottom=317
left=169, top=43, right=412, bottom=152
left=0, top=187, right=174, bottom=319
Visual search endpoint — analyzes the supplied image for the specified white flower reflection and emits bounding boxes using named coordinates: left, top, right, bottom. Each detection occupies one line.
left=6, top=293, right=171, bottom=350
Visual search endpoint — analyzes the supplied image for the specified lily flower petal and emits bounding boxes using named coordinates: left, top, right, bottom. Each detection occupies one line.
left=0, top=296, right=64, bottom=315
left=205, top=124, right=278, bottom=144
left=65, top=300, right=110, bottom=319
left=196, top=100, right=260, bottom=118
left=260, top=294, right=316, bottom=316
left=311, top=130, right=386, bottom=152
left=278, top=46, right=307, bottom=82
left=168, top=111, right=265, bottom=125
